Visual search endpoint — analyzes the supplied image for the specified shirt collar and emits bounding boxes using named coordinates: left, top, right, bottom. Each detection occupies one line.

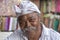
left=41, top=23, right=50, bottom=36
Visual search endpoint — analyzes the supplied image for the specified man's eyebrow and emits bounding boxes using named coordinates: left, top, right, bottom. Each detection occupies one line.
left=28, top=16, right=36, bottom=19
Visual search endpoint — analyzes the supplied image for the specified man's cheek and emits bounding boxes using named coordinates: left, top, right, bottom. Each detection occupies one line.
left=20, top=26, right=25, bottom=30
left=32, top=22, right=38, bottom=26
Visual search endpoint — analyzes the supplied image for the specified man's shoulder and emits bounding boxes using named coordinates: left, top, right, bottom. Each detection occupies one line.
left=40, top=27, right=60, bottom=40
left=50, top=28, right=60, bottom=36
left=5, top=30, right=22, bottom=40
left=42, top=24, right=60, bottom=36
left=49, top=28, right=60, bottom=40
left=44, top=26, right=60, bottom=37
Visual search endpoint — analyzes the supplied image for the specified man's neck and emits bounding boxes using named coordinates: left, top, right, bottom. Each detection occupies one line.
left=28, top=38, right=39, bottom=40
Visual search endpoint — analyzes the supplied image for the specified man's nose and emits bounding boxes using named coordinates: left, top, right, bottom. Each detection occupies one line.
left=26, top=21, right=31, bottom=27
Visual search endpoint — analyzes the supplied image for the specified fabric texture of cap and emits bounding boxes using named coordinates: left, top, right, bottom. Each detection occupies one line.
left=14, top=1, right=41, bottom=17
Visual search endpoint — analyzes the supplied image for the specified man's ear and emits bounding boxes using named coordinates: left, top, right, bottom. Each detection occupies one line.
left=38, top=14, right=41, bottom=22
left=39, top=13, right=43, bottom=22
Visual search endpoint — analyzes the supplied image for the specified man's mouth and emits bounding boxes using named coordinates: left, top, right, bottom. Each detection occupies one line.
left=23, top=26, right=37, bottom=33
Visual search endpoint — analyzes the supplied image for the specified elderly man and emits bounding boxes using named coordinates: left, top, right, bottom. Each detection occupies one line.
left=5, top=1, right=60, bottom=40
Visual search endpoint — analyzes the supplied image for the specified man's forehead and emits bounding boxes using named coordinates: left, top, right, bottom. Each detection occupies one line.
left=21, top=12, right=38, bottom=17
left=18, top=12, right=38, bottom=20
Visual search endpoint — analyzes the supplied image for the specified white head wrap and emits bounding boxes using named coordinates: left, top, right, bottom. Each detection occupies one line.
left=14, top=1, right=41, bottom=17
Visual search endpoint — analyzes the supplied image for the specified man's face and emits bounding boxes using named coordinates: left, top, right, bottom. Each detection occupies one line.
left=18, top=12, right=41, bottom=37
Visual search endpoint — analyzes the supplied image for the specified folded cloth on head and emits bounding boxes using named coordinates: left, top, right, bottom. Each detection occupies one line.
left=14, top=1, right=41, bottom=17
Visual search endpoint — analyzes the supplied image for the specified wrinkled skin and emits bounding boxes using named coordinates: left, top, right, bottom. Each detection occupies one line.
left=18, top=12, right=42, bottom=40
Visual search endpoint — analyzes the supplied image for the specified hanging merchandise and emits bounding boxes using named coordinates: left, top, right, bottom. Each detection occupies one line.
left=0, top=16, right=2, bottom=31
left=53, top=19, right=59, bottom=31
left=58, top=20, right=60, bottom=33
left=43, top=0, right=47, bottom=13
left=56, top=0, right=60, bottom=13
left=51, top=0, right=55, bottom=12
left=0, top=17, right=17, bottom=32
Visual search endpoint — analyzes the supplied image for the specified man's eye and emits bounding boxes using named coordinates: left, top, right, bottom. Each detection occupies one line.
left=20, top=21, right=26, bottom=24
left=29, top=20, right=35, bottom=22
left=19, top=20, right=25, bottom=23
left=29, top=18, right=35, bottom=22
